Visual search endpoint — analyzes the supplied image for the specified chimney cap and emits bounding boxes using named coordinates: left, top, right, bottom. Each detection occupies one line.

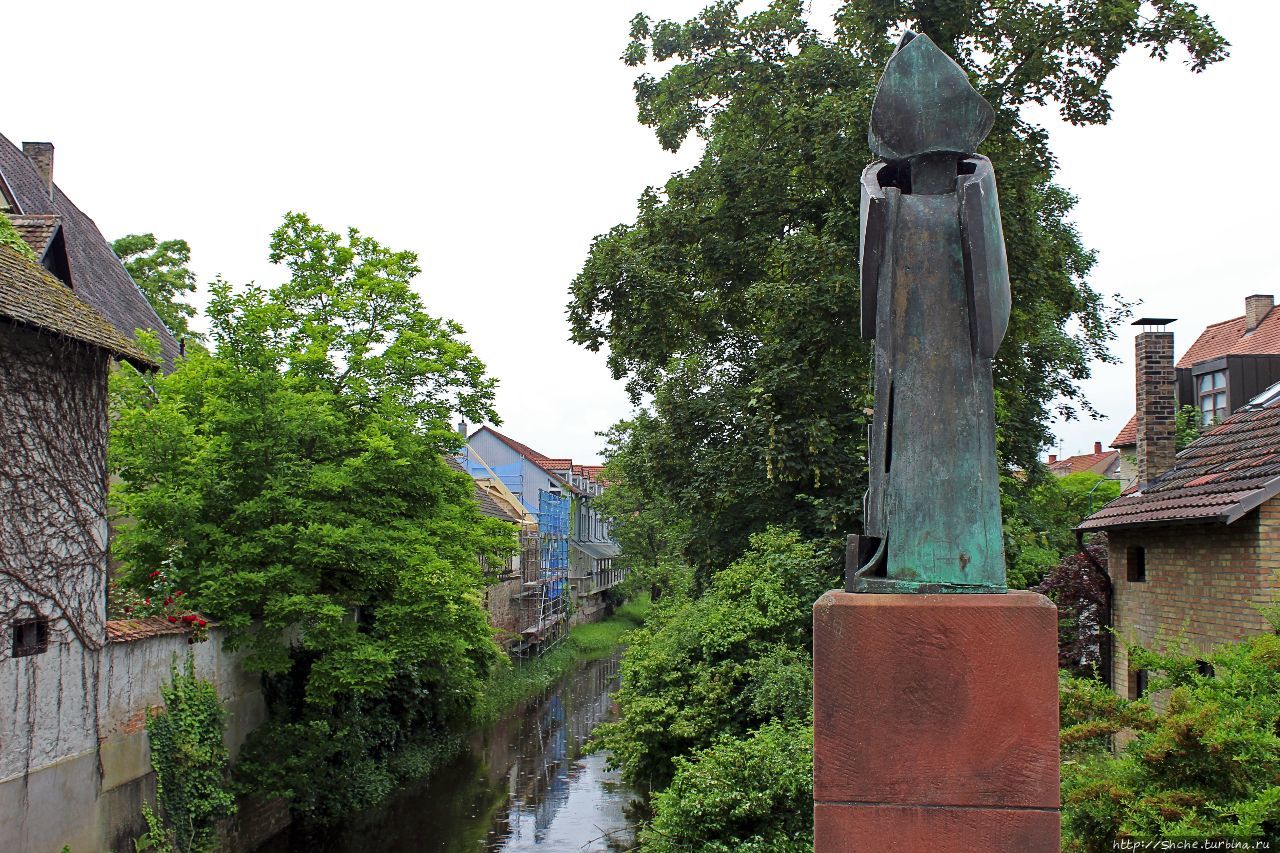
left=1132, top=317, right=1176, bottom=327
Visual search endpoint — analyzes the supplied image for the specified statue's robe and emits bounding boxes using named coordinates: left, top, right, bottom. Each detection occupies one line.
left=859, top=154, right=1011, bottom=591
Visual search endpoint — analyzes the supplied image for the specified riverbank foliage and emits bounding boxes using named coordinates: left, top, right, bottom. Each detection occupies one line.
left=471, top=597, right=650, bottom=728
left=110, top=213, right=512, bottom=821
left=1059, top=612, right=1280, bottom=849
left=593, top=530, right=832, bottom=848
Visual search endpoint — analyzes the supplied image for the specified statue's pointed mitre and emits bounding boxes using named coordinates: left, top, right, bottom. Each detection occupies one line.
left=868, top=31, right=994, bottom=160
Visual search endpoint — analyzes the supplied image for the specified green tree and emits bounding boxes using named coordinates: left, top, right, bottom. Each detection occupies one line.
left=1005, top=470, right=1122, bottom=588
left=569, top=0, right=1224, bottom=577
left=110, top=213, right=512, bottom=816
left=594, top=528, right=834, bottom=792
left=113, top=233, right=200, bottom=341
left=1176, top=403, right=1203, bottom=449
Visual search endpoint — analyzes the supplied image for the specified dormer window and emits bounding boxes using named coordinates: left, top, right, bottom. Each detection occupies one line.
left=1198, top=370, right=1227, bottom=426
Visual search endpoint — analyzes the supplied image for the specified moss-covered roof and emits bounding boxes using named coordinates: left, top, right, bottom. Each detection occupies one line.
left=0, top=244, right=157, bottom=368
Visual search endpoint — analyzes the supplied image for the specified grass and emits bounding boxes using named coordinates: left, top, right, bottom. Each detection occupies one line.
left=470, top=594, right=650, bottom=728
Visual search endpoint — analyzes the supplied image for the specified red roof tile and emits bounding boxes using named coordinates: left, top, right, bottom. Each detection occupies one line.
left=1080, top=401, right=1280, bottom=531
left=8, top=213, right=61, bottom=258
left=1178, top=307, right=1280, bottom=367
left=1048, top=450, right=1119, bottom=476
left=106, top=615, right=211, bottom=643
left=1111, top=414, right=1138, bottom=449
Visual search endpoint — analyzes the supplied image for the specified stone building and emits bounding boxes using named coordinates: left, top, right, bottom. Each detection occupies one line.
left=0, top=134, right=179, bottom=360
left=1080, top=319, right=1280, bottom=698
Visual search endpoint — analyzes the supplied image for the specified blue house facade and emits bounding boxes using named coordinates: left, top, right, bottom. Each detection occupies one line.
left=463, top=427, right=624, bottom=629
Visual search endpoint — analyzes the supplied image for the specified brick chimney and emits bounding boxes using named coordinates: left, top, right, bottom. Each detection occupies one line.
left=22, top=142, right=54, bottom=199
left=1134, top=320, right=1177, bottom=487
left=1245, top=294, right=1274, bottom=332
left=1048, top=454, right=1057, bottom=464
left=1093, top=441, right=1102, bottom=455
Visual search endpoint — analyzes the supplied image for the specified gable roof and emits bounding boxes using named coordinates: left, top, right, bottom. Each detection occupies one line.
left=470, top=426, right=586, bottom=495
left=1049, top=449, right=1120, bottom=476
left=0, top=245, right=156, bottom=367
left=0, top=134, right=181, bottom=362
left=1080, top=391, right=1280, bottom=531
left=1178, top=309, right=1280, bottom=367
left=1111, top=414, right=1137, bottom=449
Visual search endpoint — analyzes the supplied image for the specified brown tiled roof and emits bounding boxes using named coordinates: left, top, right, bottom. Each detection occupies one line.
left=1111, top=414, right=1137, bottom=449
left=106, top=615, right=210, bottom=643
left=1048, top=450, right=1119, bottom=476
left=1079, top=401, right=1280, bottom=531
left=8, top=213, right=61, bottom=258
left=446, top=456, right=522, bottom=522
left=0, top=133, right=181, bottom=363
left=0, top=245, right=156, bottom=367
left=1178, top=309, right=1280, bottom=367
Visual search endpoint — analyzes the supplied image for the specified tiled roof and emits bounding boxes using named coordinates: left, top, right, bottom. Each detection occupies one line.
left=1111, top=414, right=1137, bottom=449
left=106, top=615, right=210, bottom=643
left=473, top=427, right=585, bottom=495
left=446, top=456, right=522, bottom=522
left=1079, top=400, right=1280, bottom=531
left=0, top=133, right=181, bottom=363
left=8, top=213, right=61, bottom=258
left=1178, top=309, right=1280, bottom=367
left=1048, top=450, right=1119, bottom=476
left=0, top=245, right=157, bottom=367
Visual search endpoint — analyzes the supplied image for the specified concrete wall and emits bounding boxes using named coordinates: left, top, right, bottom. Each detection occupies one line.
left=0, top=627, right=270, bottom=853
left=1109, top=503, right=1280, bottom=696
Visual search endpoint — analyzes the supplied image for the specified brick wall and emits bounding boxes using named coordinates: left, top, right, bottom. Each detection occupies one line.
left=1108, top=503, right=1280, bottom=694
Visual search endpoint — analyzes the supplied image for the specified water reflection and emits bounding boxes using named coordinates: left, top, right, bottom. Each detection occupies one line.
left=260, top=653, right=636, bottom=851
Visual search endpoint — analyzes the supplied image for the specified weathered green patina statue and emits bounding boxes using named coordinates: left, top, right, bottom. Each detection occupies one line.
left=849, top=31, right=1010, bottom=594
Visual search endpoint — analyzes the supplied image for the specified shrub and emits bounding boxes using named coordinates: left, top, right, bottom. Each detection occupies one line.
left=146, top=655, right=235, bottom=853
left=642, top=721, right=813, bottom=852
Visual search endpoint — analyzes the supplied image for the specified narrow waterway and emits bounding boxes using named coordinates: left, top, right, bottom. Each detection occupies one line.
left=258, top=652, right=637, bottom=852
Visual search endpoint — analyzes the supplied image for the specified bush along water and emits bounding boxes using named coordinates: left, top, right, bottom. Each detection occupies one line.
left=145, top=655, right=235, bottom=853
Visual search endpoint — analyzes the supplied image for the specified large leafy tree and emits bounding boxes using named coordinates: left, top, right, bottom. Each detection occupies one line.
left=110, top=213, right=512, bottom=813
left=570, top=0, right=1225, bottom=575
left=113, top=233, right=201, bottom=341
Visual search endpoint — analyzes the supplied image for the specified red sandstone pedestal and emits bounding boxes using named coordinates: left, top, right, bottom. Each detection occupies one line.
left=813, top=590, right=1061, bottom=852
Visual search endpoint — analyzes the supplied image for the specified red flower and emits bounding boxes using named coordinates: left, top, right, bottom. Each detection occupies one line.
left=182, top=614, right=196, bottom=624
left=164, top=597, right=173, bottom=606
left=167, top=616, right=178, bottom=624
left=174, top=590, right=184, bottom=597
left=196, top=619, right=207, bottom=628
left=144, top=598, right=150, bottom=605
left=149, top=570, right=160, bottom=578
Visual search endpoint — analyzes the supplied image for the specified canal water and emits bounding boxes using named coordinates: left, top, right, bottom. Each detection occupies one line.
left=258, top=652, right=637, bottom=852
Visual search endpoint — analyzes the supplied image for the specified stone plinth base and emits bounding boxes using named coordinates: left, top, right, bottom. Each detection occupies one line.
left=813, top=591, right=1060, bottom=853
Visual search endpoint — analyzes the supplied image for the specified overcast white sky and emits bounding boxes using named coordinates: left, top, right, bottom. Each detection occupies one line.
left=4, top=1, right=1274, bottom=465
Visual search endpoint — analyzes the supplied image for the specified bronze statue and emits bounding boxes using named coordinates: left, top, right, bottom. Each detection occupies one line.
left=850, top=31, right=1010, bottom=594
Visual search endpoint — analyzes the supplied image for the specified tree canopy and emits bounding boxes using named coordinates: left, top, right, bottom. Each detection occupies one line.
left=110, top=213, right=512, bottom=815
left=113, top=233, right=201, bottom=342
left=571, top=0, right=1224, bottom=576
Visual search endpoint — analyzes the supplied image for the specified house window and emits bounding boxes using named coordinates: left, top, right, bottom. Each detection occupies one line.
left=1126, top=546, right=1146, bottom=582
left=11, top=617, right=49, bottom=657
left=1198, top=370, right=1227, bottom=426
left=1129, top=668, right=1149, bottom=699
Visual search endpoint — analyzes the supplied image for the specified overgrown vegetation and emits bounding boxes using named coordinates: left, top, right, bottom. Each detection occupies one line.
left=1060, top=608, right=1280, bottom=849
left=110, top=213, right=513, bottom=821
left=145, top=656, right=235, bottom=853
left=576, top=1, right=1226, bottom=845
